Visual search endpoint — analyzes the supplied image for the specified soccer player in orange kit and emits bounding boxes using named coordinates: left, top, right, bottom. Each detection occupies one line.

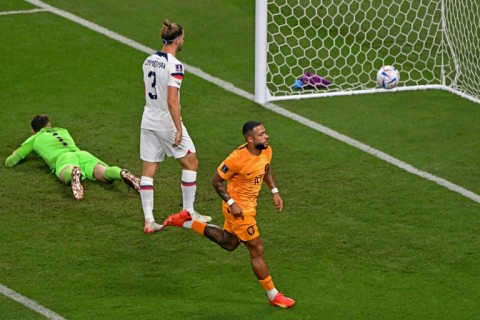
left=163, top=121, right=295, bottom=308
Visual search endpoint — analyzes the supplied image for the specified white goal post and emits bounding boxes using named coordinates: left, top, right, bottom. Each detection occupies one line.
left=255, top=0, right=480, bottom=104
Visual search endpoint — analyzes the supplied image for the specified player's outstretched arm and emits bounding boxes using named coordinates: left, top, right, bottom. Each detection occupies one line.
left=5, top=152, right=23, bottom=168
left=5, top=135, right=36, bottom=168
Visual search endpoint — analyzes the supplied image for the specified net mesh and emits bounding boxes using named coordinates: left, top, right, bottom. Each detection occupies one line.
left=264, top=0, right=480, bottom=102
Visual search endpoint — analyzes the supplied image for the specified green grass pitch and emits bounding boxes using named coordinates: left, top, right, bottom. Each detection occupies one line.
left=0, top=1, right=479, bottom=319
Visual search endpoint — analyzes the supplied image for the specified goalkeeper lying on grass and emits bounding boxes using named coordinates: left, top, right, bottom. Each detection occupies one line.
left=5, top=114, right=140, bottom=200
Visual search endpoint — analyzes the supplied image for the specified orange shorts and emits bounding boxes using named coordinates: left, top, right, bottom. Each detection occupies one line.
left=222, top=202, right=259, bottom=242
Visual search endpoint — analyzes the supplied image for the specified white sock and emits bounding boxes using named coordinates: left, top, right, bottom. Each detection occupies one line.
left=181, top=170, right=197, bottom=212
left=267, top=288, right=279, bottom=301
left=140, top=176, right=155, bottom=222
left=183, top=220, right=193, bottom=229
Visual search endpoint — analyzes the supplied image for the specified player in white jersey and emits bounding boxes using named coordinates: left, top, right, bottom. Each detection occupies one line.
left=139, top=20, right=211, bottom=234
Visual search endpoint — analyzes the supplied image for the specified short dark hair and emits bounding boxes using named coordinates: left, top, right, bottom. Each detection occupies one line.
left=242, top=121, right=262, bottom=137
left=31, top=114, right=50, bottom=132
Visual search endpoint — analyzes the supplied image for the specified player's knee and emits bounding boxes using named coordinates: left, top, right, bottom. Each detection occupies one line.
left=180, top=153, right=198, bottom=171
left=205, top=227, right=240, bottom=251
left=220, top=234, right=240, bottom=251
left=191, top=157, right=199, bottom=170
left=221, top=241, right=240, bottom=251
left=250, top=243, right=265, bottom=258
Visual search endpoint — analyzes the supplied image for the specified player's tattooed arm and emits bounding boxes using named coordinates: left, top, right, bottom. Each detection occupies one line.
left=212, top=170, right=244, bottom=219
left=211, top=171, right=231, bottom=202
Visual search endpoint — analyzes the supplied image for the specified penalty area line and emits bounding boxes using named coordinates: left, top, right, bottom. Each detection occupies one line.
left=0, top=284, right=66, bottom=320
left=24, top=0, right=480, bottom=205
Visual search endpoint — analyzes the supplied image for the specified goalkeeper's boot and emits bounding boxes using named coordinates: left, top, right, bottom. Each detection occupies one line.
left=120, top=169, right=141, bottom=192
left=269, top=292, right=296, bottom=308
left=144, top=220, right=164, bottom=234
left=163, top=210, right=192, bottom=227
left=191, top=211, right=212, bottom=223
left=71, top=166, right=84, bottom=200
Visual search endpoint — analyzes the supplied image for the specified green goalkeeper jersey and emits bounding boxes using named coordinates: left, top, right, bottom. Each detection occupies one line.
left=13, top=127, right=80, bottom=171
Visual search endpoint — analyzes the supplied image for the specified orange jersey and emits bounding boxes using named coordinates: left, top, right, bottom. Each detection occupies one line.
left=217, top=144, right=272, bottom=210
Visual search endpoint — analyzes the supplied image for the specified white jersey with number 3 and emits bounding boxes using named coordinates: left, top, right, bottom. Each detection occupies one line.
left=141, top=51, right=184, bottom=131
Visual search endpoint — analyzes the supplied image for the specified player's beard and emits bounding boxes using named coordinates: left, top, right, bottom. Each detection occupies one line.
left=255, top=141, right=268, bottom=150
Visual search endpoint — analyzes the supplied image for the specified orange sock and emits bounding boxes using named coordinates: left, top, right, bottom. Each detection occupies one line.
left=259, top=275, right=275, bottom=291
left=191, top=220, right=207, bottom=235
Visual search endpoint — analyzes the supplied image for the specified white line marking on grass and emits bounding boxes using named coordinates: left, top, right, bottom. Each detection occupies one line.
left=24, top=0, right=480, bottom=205
left=262, top=104, right=480, bottom=204
left=0, top=8, right=47, bottom=16
left=0, top=284, right=66, bottom=320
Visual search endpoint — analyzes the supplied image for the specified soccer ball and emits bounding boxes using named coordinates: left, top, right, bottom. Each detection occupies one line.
left=376, top=65, right=400, bottom=89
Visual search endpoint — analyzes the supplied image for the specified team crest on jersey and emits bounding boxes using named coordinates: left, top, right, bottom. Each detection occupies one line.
left=175, top=64, right=183, bottom=72
left=221, top=164, right=229, bottom=173
left=247, top=226, right=255, bottom=235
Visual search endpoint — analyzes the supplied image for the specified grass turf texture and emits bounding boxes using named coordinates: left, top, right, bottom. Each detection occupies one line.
left=1, top=1, right=479, bottom=319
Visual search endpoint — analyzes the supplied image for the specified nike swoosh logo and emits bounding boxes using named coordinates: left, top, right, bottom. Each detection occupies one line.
left=247, top=172, right=254, bottom=175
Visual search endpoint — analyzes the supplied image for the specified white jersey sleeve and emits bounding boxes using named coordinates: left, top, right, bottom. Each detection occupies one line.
left=167, top=61, right=184, bottom=89
left=141, top=51, right=184, bottom=131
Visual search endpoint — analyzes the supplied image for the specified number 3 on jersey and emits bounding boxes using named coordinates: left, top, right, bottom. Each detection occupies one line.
left=147, top=71, right=158, bottom=99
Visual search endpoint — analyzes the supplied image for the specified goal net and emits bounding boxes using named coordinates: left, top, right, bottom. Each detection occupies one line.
left=255, top=0, right=480, bottom=104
